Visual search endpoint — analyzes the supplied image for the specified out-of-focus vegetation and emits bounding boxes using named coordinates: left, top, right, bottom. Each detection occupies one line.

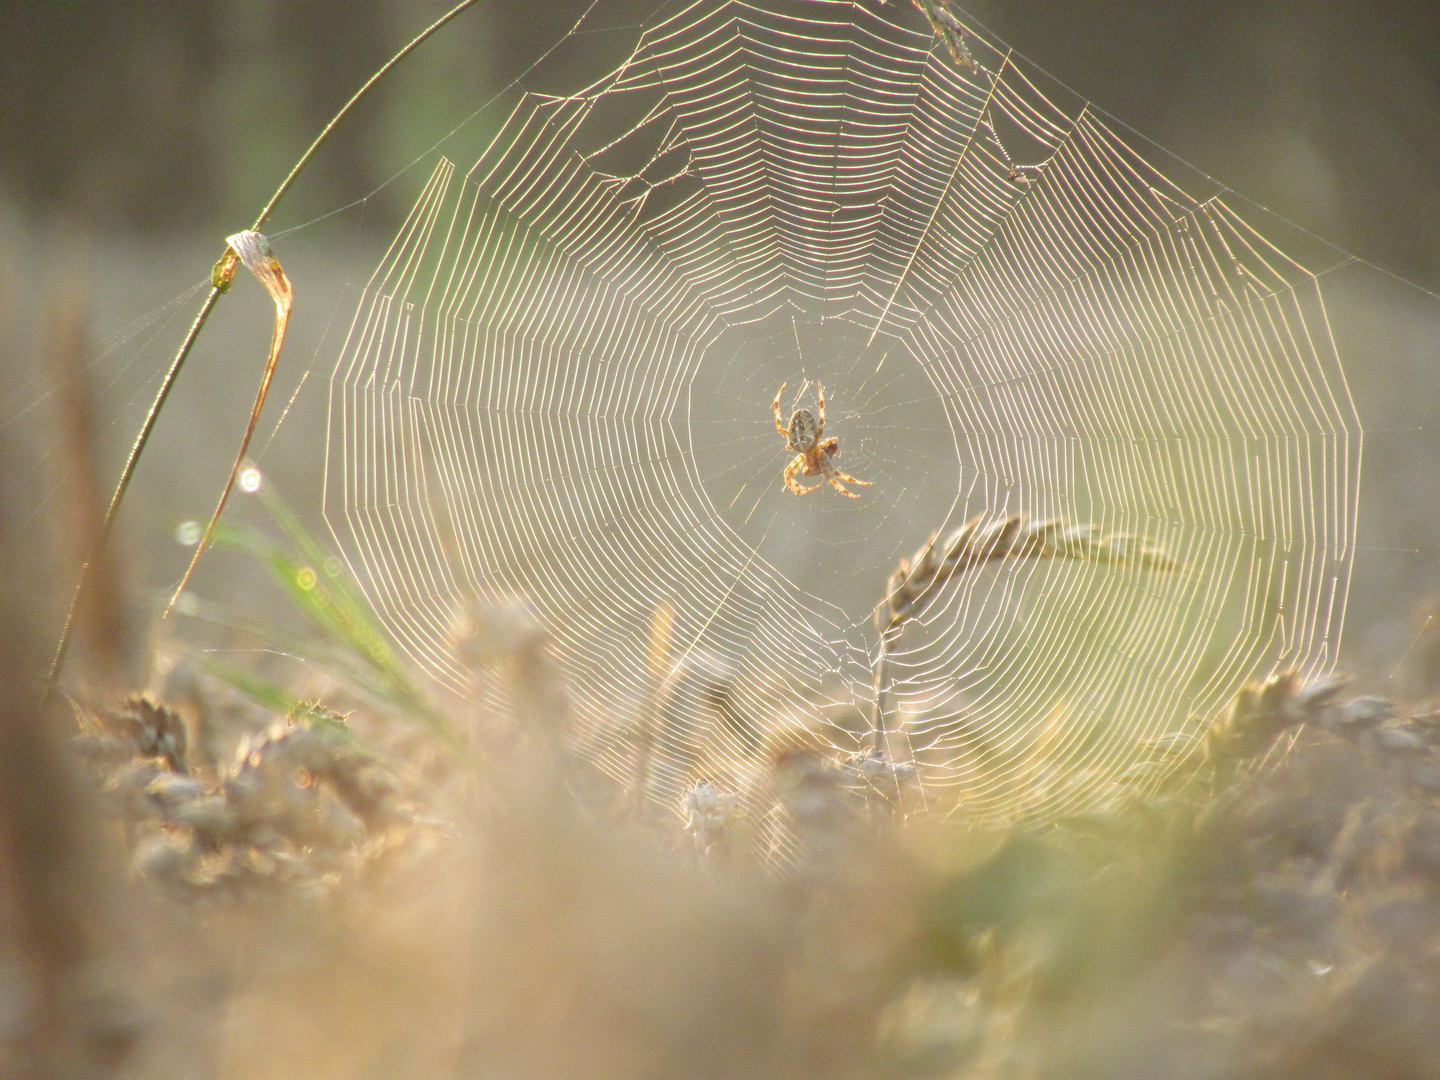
left=12, top=473, right=1440, bottom=1077
left=3, top=0, right=1437, bottom=672
left=0, top=0, right=600, bottom=236
left=2, top=2, right=1440, bottom=1077
left=2, top=0, right=1434, bottom=278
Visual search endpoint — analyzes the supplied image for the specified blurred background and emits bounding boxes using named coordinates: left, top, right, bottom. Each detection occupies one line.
left=0, top=7, right=1438, bottom=1076
left=1, top=0, right=1437, bottom=694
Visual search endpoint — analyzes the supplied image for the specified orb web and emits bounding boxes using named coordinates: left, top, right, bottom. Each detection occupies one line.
left=323, top=0, right=1359, bottom=821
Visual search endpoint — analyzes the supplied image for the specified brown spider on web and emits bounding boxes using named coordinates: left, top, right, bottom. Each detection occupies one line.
left=772, top=382, right=873, bottom=498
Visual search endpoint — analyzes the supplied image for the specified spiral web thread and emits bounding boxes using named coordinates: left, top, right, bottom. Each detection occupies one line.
left=324, top=0, right=1359, bottom=826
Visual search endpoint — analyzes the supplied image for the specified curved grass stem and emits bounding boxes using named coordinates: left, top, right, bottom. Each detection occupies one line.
left=48, top=0, right=486, bottom=688
left=868, top=513, right=1180, bottom=755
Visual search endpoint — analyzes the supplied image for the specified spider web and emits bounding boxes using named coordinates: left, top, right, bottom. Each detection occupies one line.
left=323, top=0, right=1359, bottom=823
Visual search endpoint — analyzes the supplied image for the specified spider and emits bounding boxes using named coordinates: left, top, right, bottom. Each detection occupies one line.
left=772, top=381, right=873, bottom=498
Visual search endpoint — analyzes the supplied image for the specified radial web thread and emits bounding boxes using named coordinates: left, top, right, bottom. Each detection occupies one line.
left=324, top=0, right=1360, bottom=824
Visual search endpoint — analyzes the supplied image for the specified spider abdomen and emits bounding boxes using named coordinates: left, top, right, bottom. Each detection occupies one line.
left=787, top=409, right=819, bottom=452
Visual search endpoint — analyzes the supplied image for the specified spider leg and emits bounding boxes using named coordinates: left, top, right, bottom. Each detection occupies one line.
left=773, top=381, right=789, bottom=438
left=811, top=455, right=853, bottom=497
left=826, top=463, right=872, bottom=486
left=784, top=456, right=821, bottom=495
left=817, top=439, right=870, bottom=486
left=820, top=457, right=870, bottom=497
left=815, top=381, right=825, bottom=441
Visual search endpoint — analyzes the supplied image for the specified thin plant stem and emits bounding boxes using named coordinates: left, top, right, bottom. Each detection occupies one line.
left=868, top=513, right=1179, bottom=758
left=871, top=624, right=902, bottom=757
left=48, top=0, right=485, bottom=687
left=165, top=233, right=292, bottom=615
left=249, top=0, right=484, bottom=234
left=48, top=288, right=222, bottom=686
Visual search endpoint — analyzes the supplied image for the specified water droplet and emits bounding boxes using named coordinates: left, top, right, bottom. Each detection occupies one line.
left=296, top=566, right=317, bottom=590
left=323, top=556, right=342, bottom=577
left=176, top=520, right=202, bottom=546
left=239, top=466, right=263, bottom=493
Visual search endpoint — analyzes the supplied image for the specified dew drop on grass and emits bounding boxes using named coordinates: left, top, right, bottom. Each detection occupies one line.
left=239, top=466, right=264, bottom=493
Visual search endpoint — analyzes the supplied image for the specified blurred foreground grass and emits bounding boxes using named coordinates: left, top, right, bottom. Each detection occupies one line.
left=8, top=451, right=1440, bottom=1080
left=4, top=2, right=1440, bottom=1073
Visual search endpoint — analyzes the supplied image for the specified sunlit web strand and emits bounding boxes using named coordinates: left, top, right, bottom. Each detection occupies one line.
left=324, top=0, right=1358, bottom=826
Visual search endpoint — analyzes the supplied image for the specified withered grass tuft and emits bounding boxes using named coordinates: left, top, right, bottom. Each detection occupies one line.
left=14, top=465, right=1440, bottom=1078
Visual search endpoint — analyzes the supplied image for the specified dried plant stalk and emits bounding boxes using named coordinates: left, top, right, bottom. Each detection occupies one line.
left=911, top=0, right=979, bottom=72
left=44, top=265, right=136, bottom=694
left=1192, top=668, right=1440, bottom=780
left=871, top=513, right=1179, bottom=751
left=50, top=0, right=488, bottom=687
left=0, top=428, right=139, bottom=1076
left=167, top=231, right=292, bottom=614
